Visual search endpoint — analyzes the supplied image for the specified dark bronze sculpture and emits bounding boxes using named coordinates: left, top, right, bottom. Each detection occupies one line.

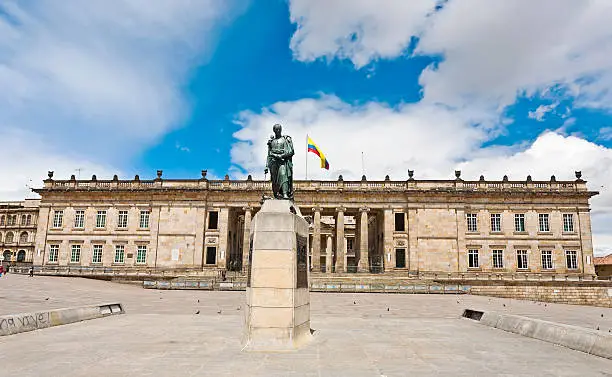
left=264, top=124, right=294, bottom=200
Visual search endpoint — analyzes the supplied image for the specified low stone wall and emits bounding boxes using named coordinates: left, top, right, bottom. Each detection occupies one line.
left=466, top=281, right=612, bottom=308
left=464, top=309, right=612, bottom=360
left=0, top=303, right=124, bottom=336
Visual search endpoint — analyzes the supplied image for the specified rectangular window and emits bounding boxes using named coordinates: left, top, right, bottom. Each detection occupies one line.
left=96, top=211, right=107, bottom=228
left=139, top=210, right=150, bottom=229
left=395, top=248, right=406, bottom=268
left=492, top=249, right=504, bottom=268
left=70, top=244, right=81, bottom=263
left=394, top=212, right=405, bottom=232
left=566, top=250, right=578, bottom=270
left=468, top=249, right=479, bottom=268
left=114, top=245, right=125, bottom=264
left=208, top=211, right=219, bottom=230
left=74, top=210, right=85, bottom=229
left=466, top=213, right=478, bottom=232
left=563, top=214, right=574, bottom=232
left=136, top=245, right=147, bottom=264
left=541, top=250, right=553, bottom=270
left=516, top=250, right=528, bottom=269
left=514, top=214, right=525, bottom=232
left=538, top=214, right=550, bottom=232
left=490, top=214, right=501, bottom=232
left=92, top=245, right=103, bottom=264
left=118, top=210, right=128, bottom=228
left=346, top=238, right=354, bottom=251
left=205, top=246, right=216, bottom=264
left=52, top=210, right=63, bottom=228
left=49, top=245, right=59, bottom=262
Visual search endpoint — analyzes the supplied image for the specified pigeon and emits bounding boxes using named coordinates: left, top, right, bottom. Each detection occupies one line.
left=217, top=309, right=222, bottom=314
left=195, top=310, right=200, bottom=314
left=601, top=314, right=604, bottom=318
left=197, top=299, right=200, bottom=303
left=503, top=304, right=506, bottom=307
left=45, top=297, right=49, bottom=301
left=237, top=306, right=241, bottom=311
left=596, top=326, right=600, bottom=331
left=456, top=300, right=460, bottom=304
left=353, top=301, right=357, bottom=305
left=387, top=307, right=390, bottom=312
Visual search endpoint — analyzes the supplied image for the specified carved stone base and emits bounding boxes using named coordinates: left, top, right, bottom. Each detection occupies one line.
left=243, top=200, right=312, bottom=352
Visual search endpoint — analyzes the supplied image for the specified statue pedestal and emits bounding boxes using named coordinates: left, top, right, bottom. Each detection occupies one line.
left=243, top=200, right=312, bottom=352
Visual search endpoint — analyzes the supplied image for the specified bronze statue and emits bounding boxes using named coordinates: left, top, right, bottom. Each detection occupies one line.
left=264, top=124, right=294, bottom=200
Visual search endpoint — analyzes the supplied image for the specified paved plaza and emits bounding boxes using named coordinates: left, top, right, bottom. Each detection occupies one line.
left=0, top=275, right=611, bottom=376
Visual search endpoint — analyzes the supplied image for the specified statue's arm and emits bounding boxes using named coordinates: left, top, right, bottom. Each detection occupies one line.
left=284, top=136, right=295, bottom=159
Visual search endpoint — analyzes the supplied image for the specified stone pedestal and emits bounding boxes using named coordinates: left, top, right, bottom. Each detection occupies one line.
left=243, top=200, right=312, bottom=352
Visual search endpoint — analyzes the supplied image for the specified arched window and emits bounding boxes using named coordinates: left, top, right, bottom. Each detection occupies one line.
left=19, top=232, right=28, bottom=243
left=0, top=232, right=3, bottom=242
left=12, top=215, right=17, bottom=225
left=5, top=232, right=13, bottom=243
left=26, top=215, right=32, bottom=225
left=8, top=215, right=14, bottom=226
left=0, top=215, right=4, bottom=226
left=17, top=250, right=26, bottom=262
left=3, top=250, right=11, bottom=262
left=21, top=215, right=26, bottom=225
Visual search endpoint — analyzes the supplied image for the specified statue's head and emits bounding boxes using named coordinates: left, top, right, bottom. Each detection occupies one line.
left=273, top=123, right=282, bottom=137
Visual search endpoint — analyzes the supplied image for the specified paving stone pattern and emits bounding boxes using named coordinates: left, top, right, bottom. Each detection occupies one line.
left=0, top=275, right=611, bottom=376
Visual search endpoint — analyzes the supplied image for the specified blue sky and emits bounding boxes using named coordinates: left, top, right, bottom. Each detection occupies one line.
left=2, top=0, right=612, bottom=254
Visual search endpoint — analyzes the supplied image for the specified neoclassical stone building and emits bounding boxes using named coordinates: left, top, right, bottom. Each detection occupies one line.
left=1, top=199, right=40, bottom=267
left=31, top=170, right=598, bottom=278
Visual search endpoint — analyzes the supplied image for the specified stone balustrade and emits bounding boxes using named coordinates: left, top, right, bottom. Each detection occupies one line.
left=41, top=178, right=589, bottom=193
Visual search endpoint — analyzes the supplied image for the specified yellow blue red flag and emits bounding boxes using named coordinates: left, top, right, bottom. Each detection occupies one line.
left=307, top=136, right=329, bottom=170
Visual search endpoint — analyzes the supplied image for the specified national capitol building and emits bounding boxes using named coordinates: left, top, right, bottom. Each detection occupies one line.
left=0, top=169, right=598, bottom=279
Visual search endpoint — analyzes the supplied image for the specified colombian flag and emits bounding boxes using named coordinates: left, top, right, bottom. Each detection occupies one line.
left=307, top=136, right=330, bottom=170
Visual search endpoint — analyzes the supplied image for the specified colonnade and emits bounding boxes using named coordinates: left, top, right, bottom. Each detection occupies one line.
left=223, top=205, right=393, bottom=274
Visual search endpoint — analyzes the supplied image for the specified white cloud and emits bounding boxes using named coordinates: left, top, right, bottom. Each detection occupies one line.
left=0, top=0, right=242, bottom=187
left=528, top=103, right=558, bottom=122
left=289, top=0, right=612, bottom=111
left=0, top=128, right=116, bottom=200
left=232, top=95, right=489, bottom=181
left=289, top=0, right=438, bottom=68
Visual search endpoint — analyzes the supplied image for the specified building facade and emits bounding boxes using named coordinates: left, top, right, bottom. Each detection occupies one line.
left=1, top=199, right=40, bottom=268
left=31, top=171, right=598, bottom=278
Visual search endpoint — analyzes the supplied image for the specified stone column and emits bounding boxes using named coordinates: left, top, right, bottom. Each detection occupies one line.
left=578, top=210, right=595, bottom=275
left=218, top=207, right=230, bottom=269
left=33, top=205, right=51, bottom=266
left=312, top=207, right=321, bottom=272
left=358, top=207, right=370, bottom=272
left=325, top=235, right=333, bottom=273
left=242, top=206, right=252, bottom=273
left=194, top=206, right=207, bottom=268
left=383, top=208, right=394, bottom=271
left=335, top=207, right=345, bottom=273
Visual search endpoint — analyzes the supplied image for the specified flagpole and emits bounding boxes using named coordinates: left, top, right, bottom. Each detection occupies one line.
left=361, top=151, right=365, bottom=176
left=305, top=133, right=308, bottom=180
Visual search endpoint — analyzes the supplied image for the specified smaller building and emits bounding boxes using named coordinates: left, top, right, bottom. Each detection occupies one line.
left=595, top=254, right=612, bottom=279
left=0, top=199, right=40, bottom=268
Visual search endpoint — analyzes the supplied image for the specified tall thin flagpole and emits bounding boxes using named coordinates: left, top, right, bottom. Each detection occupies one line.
left=305, top=133, right=308, bottom=180
left=361, top=151, right=365, bottom=176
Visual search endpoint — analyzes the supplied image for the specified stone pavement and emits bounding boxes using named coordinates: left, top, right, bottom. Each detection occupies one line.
left=0, top=275, right=611, bottom=376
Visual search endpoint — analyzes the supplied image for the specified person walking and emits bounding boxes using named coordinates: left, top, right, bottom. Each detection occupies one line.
left=29, top=267, right=34, bottom=277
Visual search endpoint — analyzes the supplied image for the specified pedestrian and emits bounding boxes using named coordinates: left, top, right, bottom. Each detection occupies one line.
left=29, top=267, right=34, bottom=277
